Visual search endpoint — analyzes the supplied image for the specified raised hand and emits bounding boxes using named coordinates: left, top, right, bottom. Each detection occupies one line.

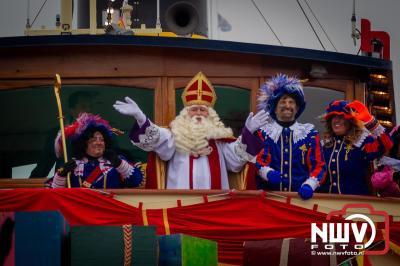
left=113, top=97, right=147, bottom=126
left=346, top=100, right=374, bottom=124
left=245, top=110, right=270, bottom=133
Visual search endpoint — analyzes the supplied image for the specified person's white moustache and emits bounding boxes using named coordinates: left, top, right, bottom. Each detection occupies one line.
left=191, top=115, right=205, bottom=124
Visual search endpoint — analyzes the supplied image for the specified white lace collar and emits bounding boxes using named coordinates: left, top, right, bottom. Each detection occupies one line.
left=353, top=128, right=370, bottom=148
left=260, top=120, right=315, bottom=144
left=320, top=128, right=370, bottom=148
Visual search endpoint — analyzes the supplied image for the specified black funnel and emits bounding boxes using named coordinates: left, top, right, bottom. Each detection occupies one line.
left=165, top=2, right=199, bottom=36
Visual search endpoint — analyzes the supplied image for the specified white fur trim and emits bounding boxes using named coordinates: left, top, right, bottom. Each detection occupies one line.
left=260, top=121, right=314, bottom=144
left=302, top=177, right=319, bottom=191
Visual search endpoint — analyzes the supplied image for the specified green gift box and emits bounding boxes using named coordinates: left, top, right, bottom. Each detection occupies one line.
left=70, top=225, right=157, bottom=266
left=158, top=234, right=218, bottom=266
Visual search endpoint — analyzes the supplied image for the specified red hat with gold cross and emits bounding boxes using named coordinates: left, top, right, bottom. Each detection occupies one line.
left=181, top=72, right=217, bottom=107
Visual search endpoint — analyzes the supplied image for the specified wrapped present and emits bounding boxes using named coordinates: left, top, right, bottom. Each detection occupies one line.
left=243, top=238, right=356, bottom=266
left=0, top=211, right=68, bottom=266
left=158, top=234, right=218, bottom=266
left=70, top=225, right=157, bottom=266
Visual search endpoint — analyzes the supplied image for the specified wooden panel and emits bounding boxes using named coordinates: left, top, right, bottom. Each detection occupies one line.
left=0, top=43, right=385, bottom=128
left=166, top=77, right=176, bottom=126
left=154, top=77, right=163, bottom=125
left=354, top=80, right=366, bottom=103
left=0, top=46, right=165, bottom=79
left=1, top=77, right=159, bottom=90
left=304, top=79, right=354, bottom=100
left=345, top=80, right=355, bottom=102
left=1, top=46, right=361, bottom=81
left=0, top=178, right=47, bottom=188
left=163, top=50, right=264, bottom=77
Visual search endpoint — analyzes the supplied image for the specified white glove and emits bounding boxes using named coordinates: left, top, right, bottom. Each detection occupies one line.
left=113, top=96, right=147, bottom=126
left=245, top=110, right=269, bottom=133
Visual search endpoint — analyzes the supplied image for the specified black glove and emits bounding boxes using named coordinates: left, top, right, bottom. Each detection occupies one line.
left=57, top=160, right=77, bottom=176
left=104, top=150, right=122, bottom=167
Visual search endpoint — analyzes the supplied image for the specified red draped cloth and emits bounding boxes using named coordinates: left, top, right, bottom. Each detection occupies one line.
left=0, top=188, right=142, bottom=226
left=1, top=188, right=396, bottom=265
left=165, top=196, right=334, bottom=263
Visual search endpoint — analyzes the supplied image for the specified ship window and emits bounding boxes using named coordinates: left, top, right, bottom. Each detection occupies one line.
left=0, top=85, right=154, bottom=179
left=299, top=87, right=345, bottom=134
left=176, top=86, right=251, bottom=136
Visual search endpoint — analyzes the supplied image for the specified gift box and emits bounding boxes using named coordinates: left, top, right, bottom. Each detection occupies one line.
left=158, top=234, right=218, bottom=266
left=0, top=211, right=68, bottom=266
left=70, top=225, right=157, bottom=266
left=243, top=238, right=355, bottom=266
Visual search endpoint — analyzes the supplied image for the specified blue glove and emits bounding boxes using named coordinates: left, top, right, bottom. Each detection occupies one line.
left=267, top=170, right=282, bottom=185
left=298, top=184, right=314, bottom=200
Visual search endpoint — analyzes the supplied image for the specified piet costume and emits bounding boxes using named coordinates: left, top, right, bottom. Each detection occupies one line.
left=123, top=72, right=266, bottom=189
left=255, top=74, right=325, bottom=199
left=319, top=100, right=392, bottom=195
left=371, top=125, right=400, bottom=197
left=52, top=113, right=144, bottom=189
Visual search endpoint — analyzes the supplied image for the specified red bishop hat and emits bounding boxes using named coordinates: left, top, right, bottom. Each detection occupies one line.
left=181, top=72, right=217, bottom=107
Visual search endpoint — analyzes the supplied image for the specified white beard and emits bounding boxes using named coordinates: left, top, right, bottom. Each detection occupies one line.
left=170, top=107, right=233, bottom=155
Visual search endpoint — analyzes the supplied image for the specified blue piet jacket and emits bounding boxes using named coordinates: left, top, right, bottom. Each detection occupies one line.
left=319, top=125, right=392, bottom=195
left=53, top=156, right=144, bottom=189
left=255, top=120, right=325, bottom=192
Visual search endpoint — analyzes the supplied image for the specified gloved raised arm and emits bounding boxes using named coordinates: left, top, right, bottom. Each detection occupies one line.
left=347, top=100, right=378, bottom=131
left=113, top=97, right=147, bottom=127
left=228, top=110, right=269, bottom=165
left=245, top=110, right=270, bottom=134
left=347, top=100, right=392, bottom=154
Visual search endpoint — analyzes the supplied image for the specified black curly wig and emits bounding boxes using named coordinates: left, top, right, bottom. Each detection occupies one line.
left=71, top=125, right=113, bottom=159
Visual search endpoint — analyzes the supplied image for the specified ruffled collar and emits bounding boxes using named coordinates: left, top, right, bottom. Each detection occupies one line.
left=353, top=128, right=370, bottom=148
left=321, top=128, right=370, bottom=148
left=260, top=120, right=315, bottom=144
